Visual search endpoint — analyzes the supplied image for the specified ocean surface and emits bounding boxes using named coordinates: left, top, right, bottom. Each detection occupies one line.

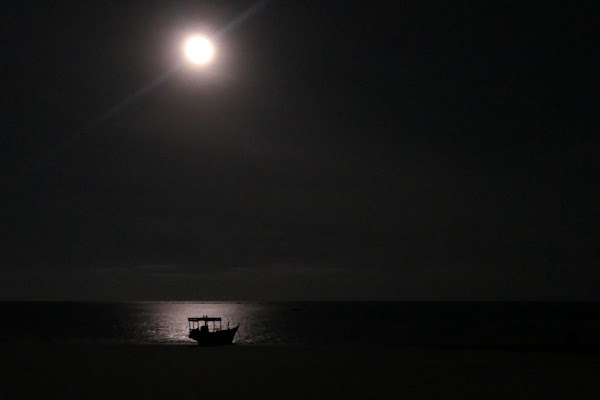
left=2, top=302, right=600, bottom=349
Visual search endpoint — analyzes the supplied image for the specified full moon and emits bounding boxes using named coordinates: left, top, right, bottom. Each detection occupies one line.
left=184, top=36, right=214, bottom=65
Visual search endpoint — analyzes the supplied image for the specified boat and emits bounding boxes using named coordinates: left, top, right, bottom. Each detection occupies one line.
left=188, top=316, right=239, bottom=346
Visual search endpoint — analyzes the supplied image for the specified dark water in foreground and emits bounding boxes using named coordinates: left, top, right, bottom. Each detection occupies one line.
left=2, top=302, right=600, bottom=349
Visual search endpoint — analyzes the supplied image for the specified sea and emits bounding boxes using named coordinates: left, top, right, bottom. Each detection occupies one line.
left=2, top=301, right=600, bottom=349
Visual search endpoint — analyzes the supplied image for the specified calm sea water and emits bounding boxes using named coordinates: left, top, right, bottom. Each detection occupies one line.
left=1, top=302, right=600, bottom=349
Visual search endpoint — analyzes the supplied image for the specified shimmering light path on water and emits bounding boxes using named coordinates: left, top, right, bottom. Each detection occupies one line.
left=122, top=302, right=275, bottom=344
left=3, top=302, right=600, bottom=349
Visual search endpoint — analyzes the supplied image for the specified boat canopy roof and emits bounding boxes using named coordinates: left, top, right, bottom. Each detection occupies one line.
left=188, top=317, right=222, bottom=322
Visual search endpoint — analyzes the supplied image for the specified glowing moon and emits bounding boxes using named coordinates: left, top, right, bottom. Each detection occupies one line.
left=184, top=36, right=214, bottom=65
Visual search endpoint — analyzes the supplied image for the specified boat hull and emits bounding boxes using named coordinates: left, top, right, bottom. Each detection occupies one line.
left=189, top=327, right=238, bottom=346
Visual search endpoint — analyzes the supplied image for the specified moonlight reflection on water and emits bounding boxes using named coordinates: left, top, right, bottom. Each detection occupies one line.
left=123, top=302, right=276, bottom=344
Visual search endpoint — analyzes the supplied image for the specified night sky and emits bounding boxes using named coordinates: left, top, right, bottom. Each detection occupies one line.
left=1, top=1, right=597, bottom=301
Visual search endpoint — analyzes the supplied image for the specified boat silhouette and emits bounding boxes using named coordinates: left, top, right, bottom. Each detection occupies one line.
left=188, top=316, right=238, bottom=346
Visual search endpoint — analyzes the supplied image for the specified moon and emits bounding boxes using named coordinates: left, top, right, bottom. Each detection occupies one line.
left=184, top=36, right=215, bottom=65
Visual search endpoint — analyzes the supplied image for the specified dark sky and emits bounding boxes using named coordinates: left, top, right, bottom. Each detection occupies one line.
left=1, top=1, right=597, bottom=301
